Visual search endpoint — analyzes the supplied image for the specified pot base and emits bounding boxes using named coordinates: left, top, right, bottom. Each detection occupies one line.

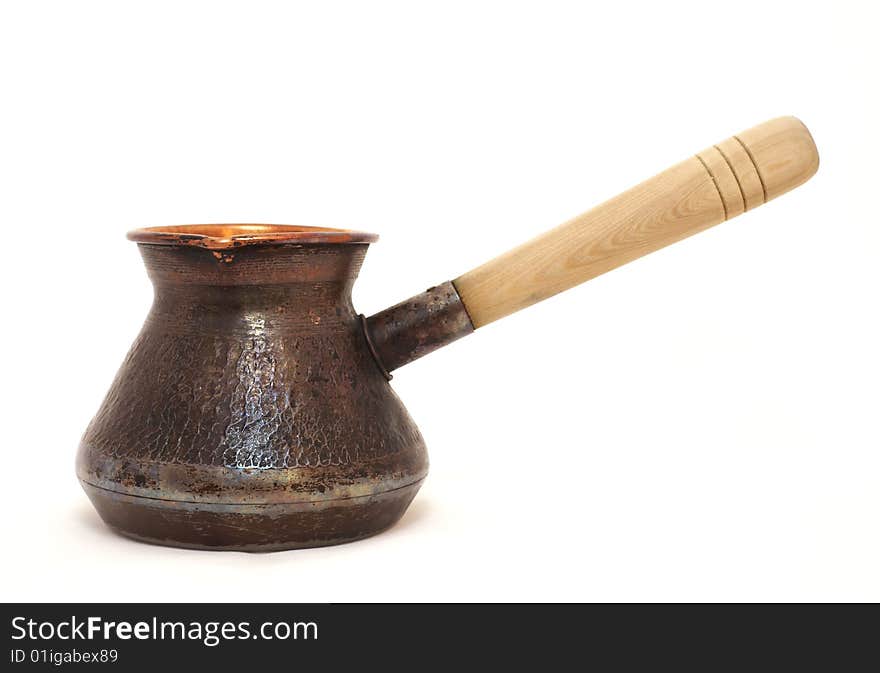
left=81, top=480, right=423, bottom=552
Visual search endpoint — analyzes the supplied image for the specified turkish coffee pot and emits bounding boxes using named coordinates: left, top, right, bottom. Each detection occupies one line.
left=77, top=117, right=819, bottom=550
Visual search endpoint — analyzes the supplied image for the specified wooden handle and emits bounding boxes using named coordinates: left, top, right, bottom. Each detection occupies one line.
left=453, top=116, right=819, bottom=327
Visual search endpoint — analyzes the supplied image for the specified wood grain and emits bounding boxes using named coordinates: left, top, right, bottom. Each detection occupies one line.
left=454, top=117, right=818, bottom=327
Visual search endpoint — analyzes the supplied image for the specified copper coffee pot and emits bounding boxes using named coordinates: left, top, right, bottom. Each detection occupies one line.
left=78, top=117, right=819, bottom=550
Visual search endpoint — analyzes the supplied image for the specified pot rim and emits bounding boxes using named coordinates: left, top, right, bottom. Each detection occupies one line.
left=127, top=224, right=379, bottom=249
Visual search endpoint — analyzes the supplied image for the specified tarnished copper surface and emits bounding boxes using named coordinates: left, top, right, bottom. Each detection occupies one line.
left=82, top=482, right=421, bottom=551
left=364, top=281, right=475, bottom=374
left=78, top=240, right=428, bottom=550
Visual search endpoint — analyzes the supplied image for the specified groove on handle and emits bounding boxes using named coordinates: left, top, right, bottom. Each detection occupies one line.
left=453, top=116, right=819, bottom=328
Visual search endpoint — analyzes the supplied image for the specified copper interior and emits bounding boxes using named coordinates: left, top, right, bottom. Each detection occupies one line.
left=127, top=224, right=378, bottom=249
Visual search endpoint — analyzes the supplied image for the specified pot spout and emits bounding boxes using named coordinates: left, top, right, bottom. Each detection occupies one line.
left=362, top=281, right=475, bottom=377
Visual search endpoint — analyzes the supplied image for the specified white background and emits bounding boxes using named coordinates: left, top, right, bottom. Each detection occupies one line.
left=1, top=1, right=877, bottom=602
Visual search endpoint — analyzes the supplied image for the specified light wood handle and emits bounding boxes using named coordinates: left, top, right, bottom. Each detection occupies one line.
left=453, top=116, right=819, bottom=327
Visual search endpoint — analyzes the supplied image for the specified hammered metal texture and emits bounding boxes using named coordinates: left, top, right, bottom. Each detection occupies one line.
left=77, top=243, right=428, bottom=550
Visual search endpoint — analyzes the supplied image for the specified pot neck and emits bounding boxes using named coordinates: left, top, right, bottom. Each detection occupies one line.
left=138, top=243, right=371, bottom=336
left=138, top=243, right=368, bottom=294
